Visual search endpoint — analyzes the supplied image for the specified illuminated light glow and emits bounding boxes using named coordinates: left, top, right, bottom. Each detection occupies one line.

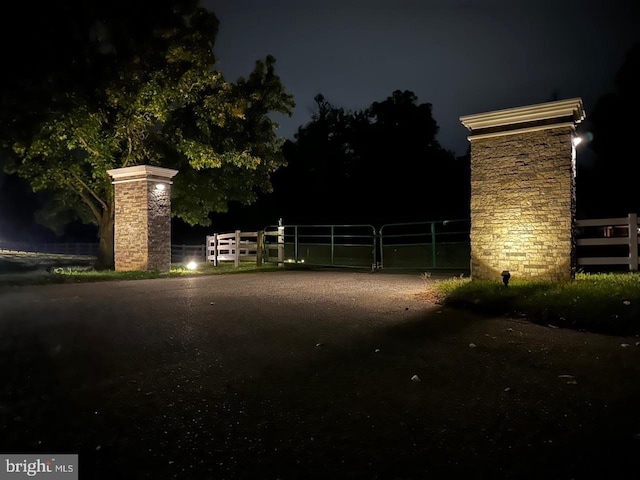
left=155, top=183, right=166, bottom=191
left=186, top=261, right=198, bottom=270
left=572, top=136, right=583, bottom=147
left=470, top=214, right=575, bottom=280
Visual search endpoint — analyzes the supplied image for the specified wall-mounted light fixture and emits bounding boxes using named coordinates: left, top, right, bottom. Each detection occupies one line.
left=155, top=183, right=166, bottom=191
left=572, top=132, right=593, bottom=147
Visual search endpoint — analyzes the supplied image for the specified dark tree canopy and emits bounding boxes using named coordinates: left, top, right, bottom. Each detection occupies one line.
left=577, top=41, right=640, bottom=218
left=261, top=90, right=469, bottom=226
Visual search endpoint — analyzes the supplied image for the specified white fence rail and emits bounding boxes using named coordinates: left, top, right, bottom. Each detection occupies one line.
left=206, top=230, right=263, bottom=267
left=576, top=213, right=639, bottom=271
left=0, top=242, right=99, bottom=257
left=7, top=214, right=637, bottom=272
left=0, top=236, right=279, bottom=267
left=205, top=229, right=285, bottom=267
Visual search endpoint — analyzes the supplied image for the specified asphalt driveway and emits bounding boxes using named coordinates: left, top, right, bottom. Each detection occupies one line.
left=1, top=270, right=640, bottom=479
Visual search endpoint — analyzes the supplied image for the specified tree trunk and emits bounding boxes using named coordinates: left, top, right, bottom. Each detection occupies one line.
left=95, top=206, right=114, bottom=270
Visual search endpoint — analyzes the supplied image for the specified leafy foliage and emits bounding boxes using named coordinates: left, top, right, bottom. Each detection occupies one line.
left=0, top=1, right=294, bottom=266
left=268, top=90, right=469, bottom=225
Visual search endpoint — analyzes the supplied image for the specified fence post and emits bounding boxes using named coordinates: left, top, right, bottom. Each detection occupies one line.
left=431, top=221, right=437, bottom=269
left=213, top=234, right=219, bottom=266
left=256, top=231, right=264, bottom=267
left=629, top=213, right=638, bottom=271
left=234, top=230, right=241, bottom=267
left=277, top=225, right=284, bottom=268
left=330, top=225, right=335, bottom=266
left=372, top=226, right=378, bottom=269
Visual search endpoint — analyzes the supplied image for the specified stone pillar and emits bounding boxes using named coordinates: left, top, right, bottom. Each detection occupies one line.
left=106, top=165, right=178, bottom=272
left=460, top=99, right=585, bottom=282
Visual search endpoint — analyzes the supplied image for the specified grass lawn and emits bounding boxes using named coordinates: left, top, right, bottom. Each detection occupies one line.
left=0, top=254, right=278, bottom=286
left=428, top=272, right=640, bottom=336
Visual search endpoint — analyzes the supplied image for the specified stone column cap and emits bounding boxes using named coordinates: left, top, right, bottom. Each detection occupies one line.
left=107, top=165, right=179, bottom=184
left=460, top=98, right=585, bottom=140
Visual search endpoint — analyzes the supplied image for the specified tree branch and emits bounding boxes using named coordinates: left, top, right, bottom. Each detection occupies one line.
left=66, top=180, right=102, bottom=224
left=122, top=129, right=134, bottom=168
left=71, top=172, right=108, bottom=211
left=77, top=135, right=101, bottom=157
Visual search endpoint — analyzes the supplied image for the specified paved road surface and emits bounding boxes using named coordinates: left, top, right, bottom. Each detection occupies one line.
left=1, top=271, right=639, bottom=479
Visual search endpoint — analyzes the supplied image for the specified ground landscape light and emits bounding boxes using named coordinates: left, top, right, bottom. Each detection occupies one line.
left=187, top=261, right=198, bottom=270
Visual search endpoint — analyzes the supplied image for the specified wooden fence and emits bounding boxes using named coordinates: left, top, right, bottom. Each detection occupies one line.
left=205, top=231, right=260, bottom=267
left=205, top=229, right=285, bottom=267
left=0, top=236, right=281, bottom=267
left=576, top=213, right=639, bottom=271
left=0, top=241, right=99, bottom=257
left=171, top=244, right=207, bottom=263
left=5, top=215, right=638, bottom=272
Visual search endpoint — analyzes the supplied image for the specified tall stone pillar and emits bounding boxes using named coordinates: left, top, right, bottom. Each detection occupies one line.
left=107, top=165, right=178, bottom=272
left=460, top=99, right=585, bottom=282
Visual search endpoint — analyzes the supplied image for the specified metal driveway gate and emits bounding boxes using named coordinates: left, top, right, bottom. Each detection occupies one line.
left=260, top=220, right=469, bottom=270
left=262, top=224, right=377, bottom=269
left=379, top=219, right=470, bottom=270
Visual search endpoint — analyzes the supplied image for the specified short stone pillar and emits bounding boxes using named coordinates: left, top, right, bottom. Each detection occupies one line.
left=107, top=165, right=178, bottom=272
left=460, top=98, right=585, bottom=282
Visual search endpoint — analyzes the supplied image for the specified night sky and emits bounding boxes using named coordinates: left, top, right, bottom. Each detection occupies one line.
left=207, top=0, right=639, bottom=156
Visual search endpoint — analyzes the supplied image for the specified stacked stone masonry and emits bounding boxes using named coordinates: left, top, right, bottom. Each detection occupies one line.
left=113, top=180, right=172, bottom=272
left=114, top=181, right=148, bottom=271
left=470, top=127, right=576, bottom=282
left=147, top=184, right=172, bottom=272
